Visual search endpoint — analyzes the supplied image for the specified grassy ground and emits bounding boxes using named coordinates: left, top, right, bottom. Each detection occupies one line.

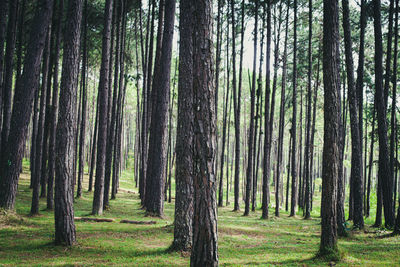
left=0, top=164, right=399, bottom=266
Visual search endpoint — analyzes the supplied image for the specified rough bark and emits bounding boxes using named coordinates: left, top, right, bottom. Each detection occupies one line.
left=319, top=0, right=340, bottom=256
left=104, top=0, right=122, bottom=209
left=0, top=0, right=53, bottom=210
left=342, top=0, right=364, bottom=229
left=31, top=29, right=51, bottom=215
left=390, top=0, right=400, bottom=224
left=355, top=0, right=366, bottom=215
left=0, top=0, right=8, bottom=146
left=145, top=0, right=176, bottom=216
left=172, top=0, right=194, bottom=251
left=92, top=0, right=113, bottom=216
left=47, top=0, right=64, bottom=210
left=1, top=0, right=18, bottom=151
left=373, top=0, right=395, bottom=228
left=190, top=0, right=218, bottom=264
left=55, top=0, right=82, bottom=246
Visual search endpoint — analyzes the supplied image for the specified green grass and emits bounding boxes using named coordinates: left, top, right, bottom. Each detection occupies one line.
left=0, top=165, right=399, bottom=266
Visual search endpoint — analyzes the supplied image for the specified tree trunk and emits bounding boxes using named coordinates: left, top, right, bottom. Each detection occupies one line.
left=172, top=0, right=194, bottom=251
left=304, top=0, right=312, bottom=219
left=190, top=0, right=218, bottom=264
left=0, top=0, right=8, bottom=146
left=88, top=96, right=99, bottom=192
left=342, top=0, right=364, bottom=229
left=274, top=1, right=287, bottom=218
left=261, top=0, right=271, bottom=219
left=104, top=0, right=122, bottom=209
left=319, top=0, right=340, bottom=256
left=0, top=0, right=54, bottom=210
left=290, top=0, right=298, bottom=217
left=373, top=0, right=395, bottom=228
left=390, top=0, right=399, bottom=220
left=55, top=0, right=82, bottom=246
left=232, top=0, right=244, bottom=212
left=356, top=0, right=366, bottom=216
left=112, top=3, right=127, bottom=200
left=92, top=0, right=113, bottom=216
left=139, top=0, right=155, bottom=206
left=145, top=0, right=176, bottom=216
left=31, top=29, right=51, bottom=215
left=47, top=0, right=64, bottom=210
left=218, top=44, right=230, bottom=207
left=252, top=3, right=265, bottom=212
left=245, top=0, right=258, bottom=217
left=77, top=0, right=88, bottom=199
left=1, top=0, right=18, bottom=152
left=310, top=47, right=321, bottom=211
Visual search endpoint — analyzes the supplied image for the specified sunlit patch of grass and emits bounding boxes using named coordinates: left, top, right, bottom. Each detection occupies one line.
left=0, top=166, right=399, bottom=266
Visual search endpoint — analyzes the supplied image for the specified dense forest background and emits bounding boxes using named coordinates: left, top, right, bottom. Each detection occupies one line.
left=0, top=0, right=399, bottom=265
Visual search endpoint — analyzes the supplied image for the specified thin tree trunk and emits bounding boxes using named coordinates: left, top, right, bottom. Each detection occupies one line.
left=104, top=0, right=122, bottom=209
left=47, top=0, right=64, bottom=210
left=232, top=0, right=244, bottom=212
left=373, top=0, right=395, bottom=228
left=77, top=0, right=88, bottom=199
left=356, top=0, right=366, bottom=214
left=368, top=109, right=375, bottom=219
left=274, top=1, right=287, bottom=218
left=304, top=0, right=312, bottom=219
left=342, top=0, right=364, bottom=229
left=92, top=0, right=113, bottom=216
left=245, top=0, right=258, bottom=217
left=0, top=0, right=8, bottom=146
left=145, top=0, right=176, bottom=216
left=253, top=4, right=266, bottom=212
left=390, top=0, right=399, bottom=219
left=290, top=0, right=298, bottom=217
left=31, top=29, right=51, bottom=215
left=1, top=0, right=18, bottom=151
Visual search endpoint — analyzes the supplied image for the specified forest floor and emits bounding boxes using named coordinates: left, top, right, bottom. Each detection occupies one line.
left=1, top=164, right=399, bottom=266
